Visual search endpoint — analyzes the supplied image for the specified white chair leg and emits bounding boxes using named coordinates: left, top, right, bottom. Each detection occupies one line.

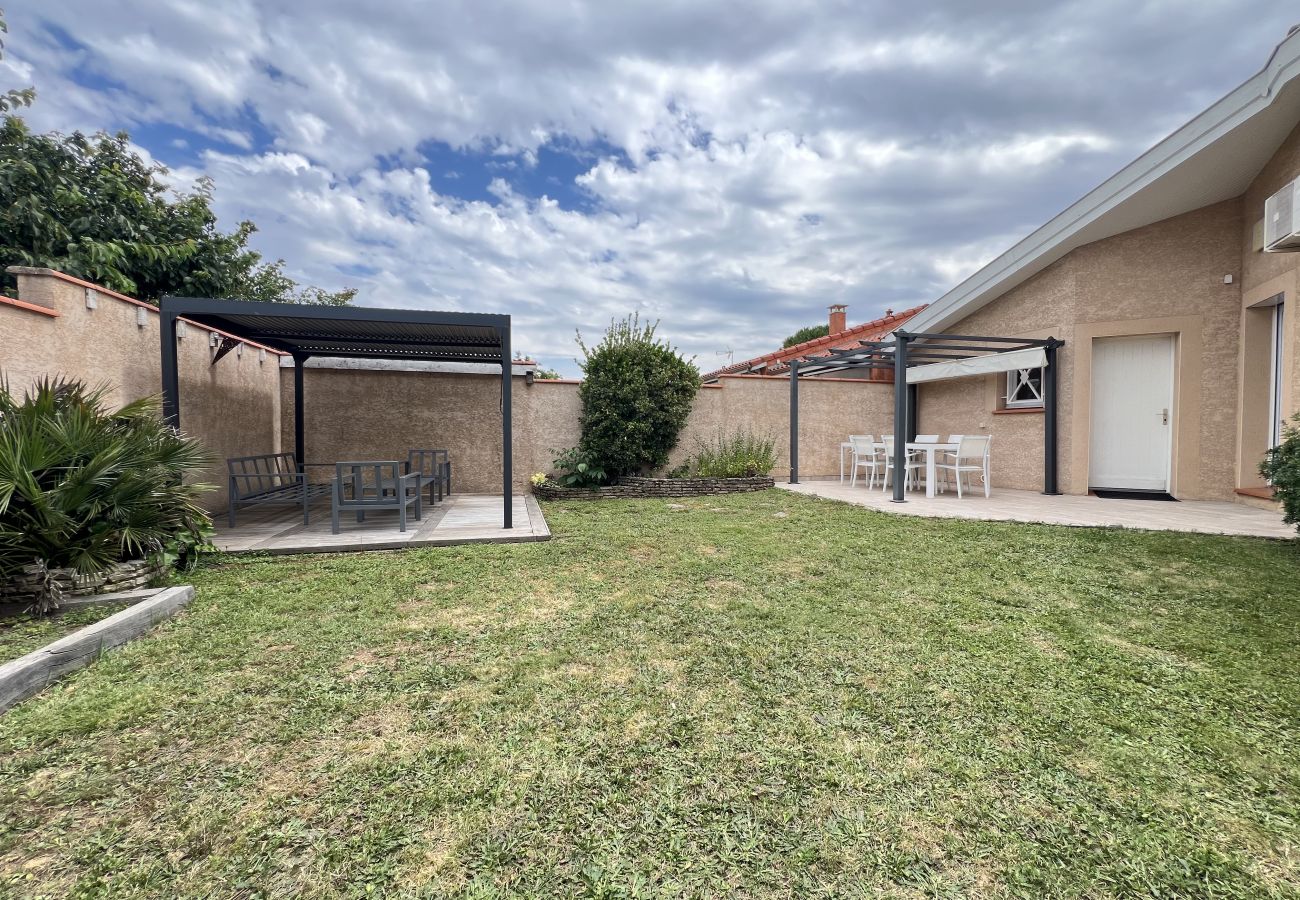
left=983, top=459, right=991, bottom=498
left=955, top=467, right=963, bottom=498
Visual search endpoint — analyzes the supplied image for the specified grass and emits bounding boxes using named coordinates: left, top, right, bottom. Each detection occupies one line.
left=0, top=602, right=132, bottom=662
left=1, top=491, right=1298, bottom=898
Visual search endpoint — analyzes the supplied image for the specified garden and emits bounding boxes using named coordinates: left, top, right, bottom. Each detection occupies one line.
left=2, top=492, right=1300, bottom=896
left=2, top=318, right=1300, bottom=896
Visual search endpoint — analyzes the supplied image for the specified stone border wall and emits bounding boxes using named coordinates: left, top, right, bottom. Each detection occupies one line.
left=0, top=559, right=166, bottom=606
left=534, top=475, right=774, bottom=501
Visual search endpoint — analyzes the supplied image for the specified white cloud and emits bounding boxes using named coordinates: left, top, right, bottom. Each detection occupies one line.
left=5, top=0, right=1296, bottom=373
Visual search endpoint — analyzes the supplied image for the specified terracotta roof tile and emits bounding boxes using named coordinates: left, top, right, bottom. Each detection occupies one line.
left=702, top=303, right=928, bottom=381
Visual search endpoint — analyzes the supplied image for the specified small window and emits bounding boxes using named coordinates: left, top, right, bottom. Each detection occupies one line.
left=1005, top=367, right=1043, bottom=408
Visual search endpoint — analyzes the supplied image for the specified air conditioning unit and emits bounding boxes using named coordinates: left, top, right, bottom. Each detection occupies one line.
left=1264, top=179, right=1300, bottom=251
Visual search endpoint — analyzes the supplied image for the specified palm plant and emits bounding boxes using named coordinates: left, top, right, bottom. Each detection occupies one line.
left=0, top=378, right=213, bottom=613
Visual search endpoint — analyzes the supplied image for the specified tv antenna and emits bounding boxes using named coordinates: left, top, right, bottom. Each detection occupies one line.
left=716, top=347, right=734, bottom=366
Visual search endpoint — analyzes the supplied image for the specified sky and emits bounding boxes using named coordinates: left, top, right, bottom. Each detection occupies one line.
left=3, top=2, right=1295, bottom=376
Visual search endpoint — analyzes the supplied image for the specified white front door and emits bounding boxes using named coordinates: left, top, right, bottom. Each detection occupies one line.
left=1089, top=334, right=1175, bottom=491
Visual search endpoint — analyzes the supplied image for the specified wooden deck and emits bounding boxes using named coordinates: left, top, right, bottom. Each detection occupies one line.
left=213, top=494, right=550, bottom=555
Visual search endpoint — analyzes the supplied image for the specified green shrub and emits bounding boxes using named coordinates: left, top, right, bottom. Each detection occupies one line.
left=0, top=378, right=213, bottom=613
left=690, top=430, right=779, bottom=478
left=549, top=447, right=608, bottom=489
left=576, top=314, right=699, bottom=477
left=1260, top=413, right=1300, bottom=533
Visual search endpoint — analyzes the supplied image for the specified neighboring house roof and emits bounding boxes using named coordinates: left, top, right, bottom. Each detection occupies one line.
left=905, top=27, right=1300, bottom=335
left=702, top=304, right=927, bottom=381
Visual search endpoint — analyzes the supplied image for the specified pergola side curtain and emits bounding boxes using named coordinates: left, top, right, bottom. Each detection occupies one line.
left=788, top=329, right=1064, bottom=501
left=905, top=346, right=1048, bottom=384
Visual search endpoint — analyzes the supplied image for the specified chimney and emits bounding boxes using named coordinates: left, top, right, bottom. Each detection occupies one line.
left=828, top=304, right=847, bottom=334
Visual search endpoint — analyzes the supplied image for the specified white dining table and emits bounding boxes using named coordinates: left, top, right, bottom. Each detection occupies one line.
left=905, top=442, right=959, bottom=498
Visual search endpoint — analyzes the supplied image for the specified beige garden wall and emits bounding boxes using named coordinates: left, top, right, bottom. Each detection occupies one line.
left=1, top=266, right=882, bottom=511
left=920, top=198, right=1245, bottom=500
left=0, top=268, right=284, bottom=512
left=283, top=366, right=891, bottom=492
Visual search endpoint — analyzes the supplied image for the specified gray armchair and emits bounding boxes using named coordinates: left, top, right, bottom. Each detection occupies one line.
left=331, top=461, right=423, bottom=534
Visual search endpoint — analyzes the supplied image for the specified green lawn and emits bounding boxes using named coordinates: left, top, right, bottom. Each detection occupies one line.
left=1, top=492, right=1299, bottom=898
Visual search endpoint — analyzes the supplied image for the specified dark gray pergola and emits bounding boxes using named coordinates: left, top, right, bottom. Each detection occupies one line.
left=788, top=329, right=1064, bottom=502
left=158, top=296, right=515, bottom=528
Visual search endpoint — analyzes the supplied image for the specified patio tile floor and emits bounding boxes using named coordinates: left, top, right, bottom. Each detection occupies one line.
left=779, top=480, right=1292, bottom=539
left=213, top=494, right=549, bottom=554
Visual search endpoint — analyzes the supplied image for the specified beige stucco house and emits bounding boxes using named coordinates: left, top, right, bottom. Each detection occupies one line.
left=901, top=28, right=1300, bottom=506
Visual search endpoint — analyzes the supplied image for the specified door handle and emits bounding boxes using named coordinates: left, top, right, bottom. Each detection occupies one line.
left=1160, top=408, right=1169, bottom=426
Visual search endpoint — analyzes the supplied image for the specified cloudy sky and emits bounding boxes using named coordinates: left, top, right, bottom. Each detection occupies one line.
left=3, top=2, right=1293, bottom=375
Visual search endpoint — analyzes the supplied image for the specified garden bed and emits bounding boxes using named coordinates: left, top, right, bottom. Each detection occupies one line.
left=0, top=558, right=166, bottom=606
left=535, top=474, right=774, bottom=500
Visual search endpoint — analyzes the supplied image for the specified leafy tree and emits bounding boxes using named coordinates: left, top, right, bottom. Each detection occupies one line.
left=782, top=323, right=830, bottom=348
left=1260, top=413, right=1300, bottom=534
left=576, top=314, right=699, bottom=478
left=0, top=118, right=355, bottom=305
left=0, top=9, right=35, bottom=114
left=534, top=366, right=562, bottom=380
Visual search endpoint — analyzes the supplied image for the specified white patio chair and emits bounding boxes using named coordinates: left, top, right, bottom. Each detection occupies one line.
left=848, top=434, right=880, bottom=488
left=880, top=435, right=923, bottom=492
left=935, top=435, right=992, bottom=498
left=937, top=434, right=964, bottom=490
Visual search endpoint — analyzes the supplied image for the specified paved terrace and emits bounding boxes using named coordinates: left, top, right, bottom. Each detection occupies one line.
left=780, top=481, right=1292, bottom=539
left=214, top=494, right=549, bottom=555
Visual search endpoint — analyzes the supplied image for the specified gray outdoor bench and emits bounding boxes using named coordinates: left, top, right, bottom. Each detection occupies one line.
left=227, top=452, right=332, bottom=528
left=331, top=461, right=424, bottom=534
left=406, top=449, right=452, bottom=504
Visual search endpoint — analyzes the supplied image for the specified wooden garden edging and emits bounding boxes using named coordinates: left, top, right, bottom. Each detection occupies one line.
left=0, top=585, right=195, bottom=714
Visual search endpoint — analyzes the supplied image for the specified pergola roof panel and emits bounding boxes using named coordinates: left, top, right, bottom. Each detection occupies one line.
left=161, top=297, right=507, bottom=361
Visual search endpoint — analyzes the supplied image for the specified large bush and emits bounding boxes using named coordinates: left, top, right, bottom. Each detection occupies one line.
left=0, top=379, right=213, bottom=612
left=577, top=315, right=700, bottom=478
left=1260, top=413, right=1300, bottom=533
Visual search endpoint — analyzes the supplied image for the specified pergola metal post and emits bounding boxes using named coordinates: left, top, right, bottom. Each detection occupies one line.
left=789, top=360, right=800, bottom=484
left=906, top=383, right=918, bottom=443
left=892, top=332, right=910, bottom=503
left=160, top=309, right=181, bottom=428
left=501, top=327, right=513, bottom=529
left=1043, top=340, right=1061, bottom=495
left=292, top=354, right=307, bottom=474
